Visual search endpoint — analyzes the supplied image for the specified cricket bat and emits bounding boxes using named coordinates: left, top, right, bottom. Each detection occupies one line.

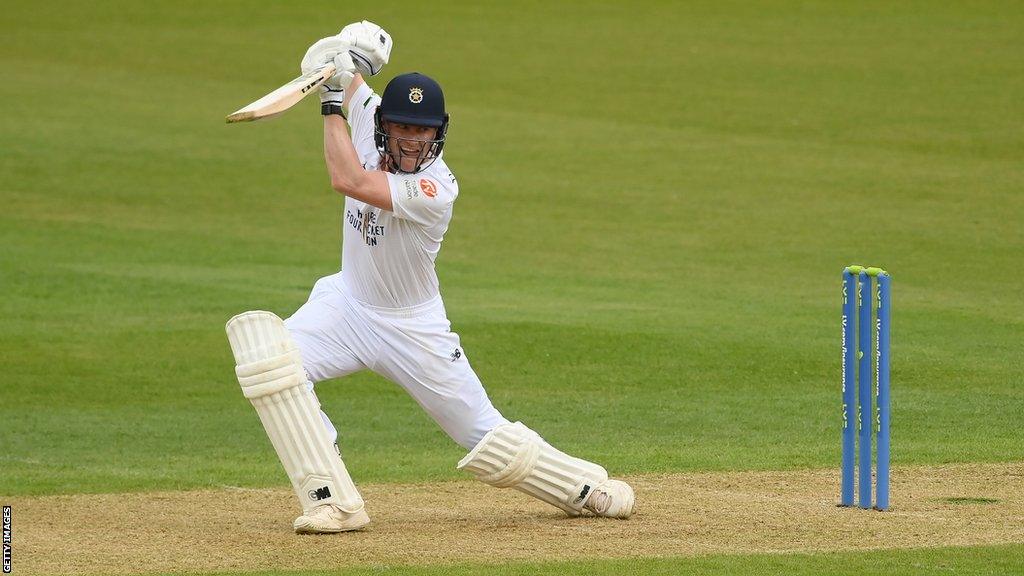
left=226, top=63, right=336, bottom=123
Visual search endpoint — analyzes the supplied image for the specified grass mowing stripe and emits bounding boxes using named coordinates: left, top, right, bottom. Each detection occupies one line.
left=118, top=544, right=1024, bottom=576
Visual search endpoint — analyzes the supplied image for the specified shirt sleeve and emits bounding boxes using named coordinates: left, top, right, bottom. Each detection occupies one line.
left=388, top=172, right=457, bottom=229
left=347, top=83, right=379, bottom=153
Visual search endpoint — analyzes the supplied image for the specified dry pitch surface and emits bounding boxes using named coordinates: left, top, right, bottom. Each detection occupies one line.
left=11, top=462, right=1023, bottom=574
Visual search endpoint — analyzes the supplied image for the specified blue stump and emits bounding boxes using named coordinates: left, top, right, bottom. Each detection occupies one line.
left=875, top=273, right=892, bottom=510
left=841, top=269, right=857, bottom=506
left=857, top=271, right=873, bottom=509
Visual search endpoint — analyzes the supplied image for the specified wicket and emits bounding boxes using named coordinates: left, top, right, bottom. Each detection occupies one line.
left=840, top=265, right=891, bottom=510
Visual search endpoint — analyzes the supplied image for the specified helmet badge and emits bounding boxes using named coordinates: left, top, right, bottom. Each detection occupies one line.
left=409, top=87, right=424, bottom=104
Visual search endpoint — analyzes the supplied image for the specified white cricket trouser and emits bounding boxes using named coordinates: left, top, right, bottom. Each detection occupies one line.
left=283, top=273, right=509, bottom=449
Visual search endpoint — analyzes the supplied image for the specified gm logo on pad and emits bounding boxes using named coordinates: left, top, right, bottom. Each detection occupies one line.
left=308, top=486, right=332, bottom=501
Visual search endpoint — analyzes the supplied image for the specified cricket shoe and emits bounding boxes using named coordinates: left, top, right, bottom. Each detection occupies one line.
left=583, top=479, right=635, bottom=519
left=293, top=504, right=370, bottom=534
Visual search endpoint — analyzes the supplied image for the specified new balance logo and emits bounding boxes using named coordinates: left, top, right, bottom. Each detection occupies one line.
left=450, top=348, right=462, bottom=362
left=573, top=484, right=591, bottom=505
left=308, top=486, right=332, bottom=501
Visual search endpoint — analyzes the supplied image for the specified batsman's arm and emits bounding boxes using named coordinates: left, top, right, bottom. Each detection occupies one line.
left=343, top=73, right=365, bottom=116
left=323, top=114, right=393, bottom=210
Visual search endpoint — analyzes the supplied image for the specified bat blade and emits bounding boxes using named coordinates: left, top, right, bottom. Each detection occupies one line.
left=226, top=63, right=337, bottom=123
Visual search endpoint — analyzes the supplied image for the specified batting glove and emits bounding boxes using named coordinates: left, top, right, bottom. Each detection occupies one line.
left=300, top=35, right=348, bottom=76
left=320, top=52, right=357, bottom=105
left=338, top=20, right=393, bottom=76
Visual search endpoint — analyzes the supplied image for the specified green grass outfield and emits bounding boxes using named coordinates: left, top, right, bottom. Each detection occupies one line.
left=2, top=0, right=1022, bottom=574
left=151, top=545, right=1024, bottom=576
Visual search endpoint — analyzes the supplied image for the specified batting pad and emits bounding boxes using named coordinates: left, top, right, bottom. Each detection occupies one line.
left=457, top=421, right=608, bottom=515
left=226, top=311, right=364, bottom=515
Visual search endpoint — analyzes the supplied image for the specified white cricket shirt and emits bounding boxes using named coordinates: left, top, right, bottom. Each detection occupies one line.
left=336, top=82, right=459, bottom=308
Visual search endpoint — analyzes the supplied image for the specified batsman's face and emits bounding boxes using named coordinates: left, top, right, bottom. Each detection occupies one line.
left=385, top=121, right=438, bottom=173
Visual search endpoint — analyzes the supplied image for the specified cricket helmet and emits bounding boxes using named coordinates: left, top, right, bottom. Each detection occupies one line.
left=375, top=72, right=449, bottom=173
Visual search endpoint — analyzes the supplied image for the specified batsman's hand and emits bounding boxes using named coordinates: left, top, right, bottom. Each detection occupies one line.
left=300, top=36, right=357, bottom=105
left=338, top=20, right=392, bottom=76
left=301, top=35, right=347, bottom=76
left=322, top=52, right=357, bottom=103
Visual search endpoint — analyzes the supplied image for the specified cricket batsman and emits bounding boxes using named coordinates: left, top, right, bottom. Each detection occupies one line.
left=224, top=21, right=635, bottom=533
